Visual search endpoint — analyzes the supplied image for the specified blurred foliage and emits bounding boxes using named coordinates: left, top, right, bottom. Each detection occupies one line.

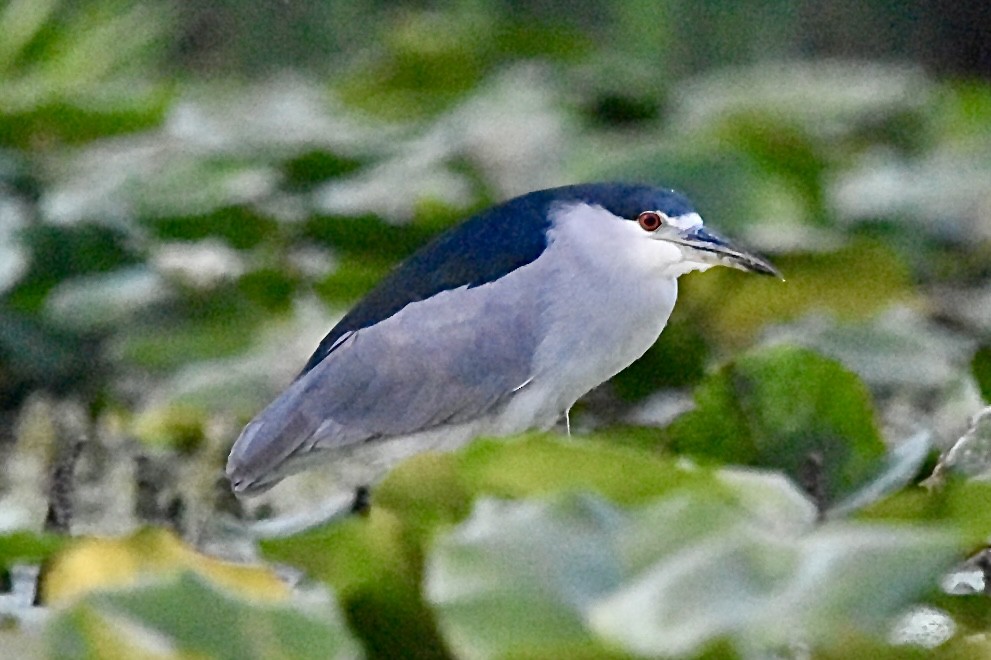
left=47, top=572, right=361, bottom=659
left=682, top=238, right=915, bottom=349
left=336, top=6, right=591, bottom=119
left=0, top=0, right=172, bottom=148
left=933, top=407, right=991, bottom=484
left=262, top=508, right=451, bottom=660
left=427, top=491, right=955, bottom=658
left=260, top=438, right=724, bottom=657
left=859, top=477, right=991, bottom=548
left=0, top=530, right=64, bottom=572
left=667, top=345, right=887, bottom=506
left=40, top=527, right=288, bottom=605
left=2, top=0, right=991, bottom=657
left=254, top=430, right=989, bottom=658
left=974, top=345, right=991, bottom=403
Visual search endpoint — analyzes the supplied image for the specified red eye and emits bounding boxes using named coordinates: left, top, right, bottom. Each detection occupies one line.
left=637, top=211, right=663, bottom=232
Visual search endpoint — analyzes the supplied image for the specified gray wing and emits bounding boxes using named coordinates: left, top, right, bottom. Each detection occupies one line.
left=226, top=280, right=540, bottom=492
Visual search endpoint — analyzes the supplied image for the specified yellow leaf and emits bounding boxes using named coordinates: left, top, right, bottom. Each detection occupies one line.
left=42, top=528, right=288, bottom=605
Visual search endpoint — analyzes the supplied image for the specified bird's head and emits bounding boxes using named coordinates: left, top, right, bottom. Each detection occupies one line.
left=631, top=205, right=782, bottom=279
left=551, top=183, right=781, bottom=280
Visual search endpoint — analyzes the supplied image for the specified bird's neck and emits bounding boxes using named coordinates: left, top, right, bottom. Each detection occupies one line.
left=527, top=207, right=680, bottom=413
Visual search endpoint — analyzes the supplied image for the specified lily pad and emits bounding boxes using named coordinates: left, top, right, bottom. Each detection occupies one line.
left=667, top=344, right=887, bottom=507
left=376, top=435, right=722, bottom=514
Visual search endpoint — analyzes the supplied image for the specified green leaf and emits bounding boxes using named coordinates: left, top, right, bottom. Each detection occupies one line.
left=0, top=0, right=58, bottom=74
left=716, top=115, right=830, bottom=224
left=283, top=150, right=364, bottom=191
left=116, top=314, right=257, bottom=371
left=973, top=345, right=991, bottom=403
left=0, top=97, right=169, bottom=149
left=302, top=213, right=440, bottom=263
left=236, top=268, right=298, bottom=313
left=0, top=0, right=172, bottom=148
left=591, top=523, right=952, bottom=657
left=858, top=477, right=991, bottom=548
left=314, top=255, right=394, bottom=306
left=451, top=435, right=719, bottom=506
left=7, top=223, right=140, bottom=313
left=828, top=431, right=932, bottom=518
left=147, top=205, right=279, bottom=250
left=47, top=572, right=361, bottom=660
left=114, top=288, right=266, bottom=372
left=0, top=531, right=64, bottom=571
left=372, top=452, right=474, bottom=542
left=667, top=345, right=886, bottom=507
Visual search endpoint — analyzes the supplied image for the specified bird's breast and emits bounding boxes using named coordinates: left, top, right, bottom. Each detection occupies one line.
left=494, top=237, right=679, bottom=431
left=541, top=272, right=676, bottom=395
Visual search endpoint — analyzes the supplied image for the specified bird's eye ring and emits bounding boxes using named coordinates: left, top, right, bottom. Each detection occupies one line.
left=637, top=211, right=663, bottom=232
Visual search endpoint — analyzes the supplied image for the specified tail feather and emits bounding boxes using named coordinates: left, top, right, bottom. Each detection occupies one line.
left=226, top=378, right=324, bottom=495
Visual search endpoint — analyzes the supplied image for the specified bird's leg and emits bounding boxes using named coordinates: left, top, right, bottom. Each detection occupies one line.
left=350, top=485, right=371, bottom=516
left=564, top=408, right=572, bottom=437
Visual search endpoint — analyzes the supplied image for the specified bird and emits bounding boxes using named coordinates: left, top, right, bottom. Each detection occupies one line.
left=226, top=182, right=779, bottom=500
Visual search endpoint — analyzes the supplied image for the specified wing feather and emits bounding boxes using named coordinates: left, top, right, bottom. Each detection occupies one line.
left=227, top=278, right=541, bottom=490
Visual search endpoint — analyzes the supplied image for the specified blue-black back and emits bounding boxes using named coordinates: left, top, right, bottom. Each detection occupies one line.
left=300, top=182, right=695, bottom=375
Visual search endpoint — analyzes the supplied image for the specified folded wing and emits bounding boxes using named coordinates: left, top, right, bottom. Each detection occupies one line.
left=226, top=279, right=541, bottom=493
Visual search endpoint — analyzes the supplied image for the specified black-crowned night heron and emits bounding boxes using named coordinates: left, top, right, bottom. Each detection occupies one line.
left=227, top=182, right=779, bottom=498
